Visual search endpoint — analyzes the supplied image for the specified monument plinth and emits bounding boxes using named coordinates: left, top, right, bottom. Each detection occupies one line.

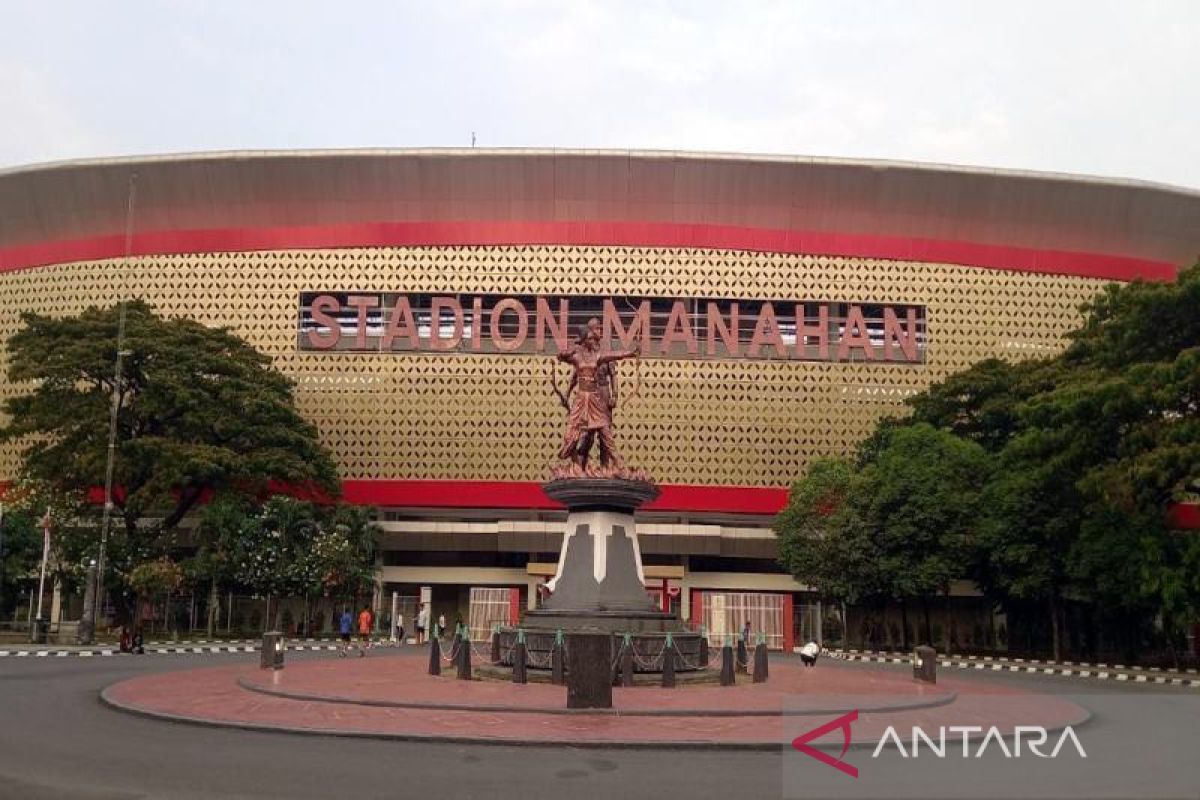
left=493, top=318, right=707, bottom=683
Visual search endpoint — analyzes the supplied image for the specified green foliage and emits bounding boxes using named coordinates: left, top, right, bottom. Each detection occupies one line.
left=0, top=300, right=341, bottom=549
left=776, top=459, right=888, bottom=604
left=126, top=556, right=184, bottom=597
left=0, top=506, right=41, bottom=605
left=781, top=262, right=1200, bottom=659
left=905, top=357, right=1055, bottom=453
left=225, top=497, right=378, bottom=600
left=777, top=426, right=989, bottom=612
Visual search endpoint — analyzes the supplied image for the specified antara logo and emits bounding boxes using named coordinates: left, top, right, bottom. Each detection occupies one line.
left=791, top=710, right=1087, bottom=778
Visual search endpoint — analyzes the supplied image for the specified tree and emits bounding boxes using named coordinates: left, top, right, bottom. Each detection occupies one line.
left=777, top=459, right=887, bottom=604
left=906, top=357, right=1054, bottom=453
left=0, top=507, right=41, bottom=617
left=228, top=497, right=379, bottom=631
left=126, top=556, right=184, bottom=632
left=778, top=427, right=990, bottom=652
left=0, top=300, right=340, bottom=579
left=189, top=494, right=251, bottom=636
left=863, top=424, right=991, bottom=651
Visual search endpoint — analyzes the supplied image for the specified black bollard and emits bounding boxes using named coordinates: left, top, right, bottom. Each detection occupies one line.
left=457, top=636, right=472, bottom=680
left=551, top=641, right=564, bottom=685
left=428, top=636, right=442, bottom=676
left=620, top=641, right=635, bottom=687
left=513, top=639, right=528, bottom=684
left=752, top=641, right=768, bottom=683
left=720, top=642, right=735, bottom=686
left=736, top=635, right=749, bottom=673
left=661, top=638, right=676, bottom=688
left=490, top=628, right=501, bottom=664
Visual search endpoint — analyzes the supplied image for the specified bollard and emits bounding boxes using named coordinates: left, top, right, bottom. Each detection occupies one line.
left=457, top=628, right=472, bottom=680
left=513, top=629, right=528, bottom=684
left=428, top=635, right=442, bottom=676
left=619, top=633, right=635, bottom=687
left=720, top=637, right=735, bottom=685
left=566, top=632, right=612, bottom=709
left=661, top=633, right=676, bottom=688
left=736, top=632, right=749, bottom=673
left=913, top=645, right=937, bottom=684
left=551, top=628, right=565, bottom=685
left=752, top=637, right=768, bottom=683
left=490, top=624, right=501, bottom=664
left=260, top=631, right=285, bottom=670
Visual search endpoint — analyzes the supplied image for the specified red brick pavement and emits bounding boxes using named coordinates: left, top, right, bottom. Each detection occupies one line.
left=101, top=653, right=1089, bottom=747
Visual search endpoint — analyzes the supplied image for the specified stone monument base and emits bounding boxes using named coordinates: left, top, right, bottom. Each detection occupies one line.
left=493, top=475, right=707, bottom=678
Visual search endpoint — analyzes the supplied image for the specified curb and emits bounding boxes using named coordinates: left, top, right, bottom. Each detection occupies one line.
left=235, top=674, right=958, bottom=718
left=827, top=650, right=1200, bottom=688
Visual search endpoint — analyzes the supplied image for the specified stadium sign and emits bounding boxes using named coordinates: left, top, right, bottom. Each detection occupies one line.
left=297, top=293, right=926, bottom=364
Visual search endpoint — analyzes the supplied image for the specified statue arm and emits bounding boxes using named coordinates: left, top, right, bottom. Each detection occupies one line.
left=597, top=347, right=639, bottom=366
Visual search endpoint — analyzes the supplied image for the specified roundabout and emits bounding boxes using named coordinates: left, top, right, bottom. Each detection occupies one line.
left=100, top=650, right=1089, bottom=749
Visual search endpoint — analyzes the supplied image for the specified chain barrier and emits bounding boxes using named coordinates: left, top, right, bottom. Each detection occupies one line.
left=671, top=635, right=725, bottom=670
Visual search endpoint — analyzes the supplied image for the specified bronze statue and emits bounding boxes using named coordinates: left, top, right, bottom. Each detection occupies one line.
left=551, top=317, right=640, bottom=475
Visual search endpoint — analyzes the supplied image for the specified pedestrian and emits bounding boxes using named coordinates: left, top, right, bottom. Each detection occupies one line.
left=118, top=626, right=132, bottom=654
left=395, top=612, right=405, bottom=645
left=742, top=620, right=751, bottom=643
left=799, top=640, right=821, bottom=668
left=338, top=607, right=353, bottom=657
left=416, top=603, right=429, bottom=644
left=132, top=627, right=144, bottom=655
left=357, top=605, right=373, bottom=655
left=437, top=612, right=447, bottom=639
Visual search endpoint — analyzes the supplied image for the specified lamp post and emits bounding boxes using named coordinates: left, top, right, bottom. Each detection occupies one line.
left=92, top=170, right=137, bottom=639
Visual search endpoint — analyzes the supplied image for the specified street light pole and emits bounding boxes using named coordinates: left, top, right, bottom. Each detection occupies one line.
left=92, top=170, right=138, bottom=636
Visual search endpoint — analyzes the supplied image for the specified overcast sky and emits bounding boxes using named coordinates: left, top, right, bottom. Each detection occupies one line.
left=2, top=1, right=1197, bottom=188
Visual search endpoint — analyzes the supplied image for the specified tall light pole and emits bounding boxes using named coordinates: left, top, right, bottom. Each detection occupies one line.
left=90, top=171, right=138, bottom=639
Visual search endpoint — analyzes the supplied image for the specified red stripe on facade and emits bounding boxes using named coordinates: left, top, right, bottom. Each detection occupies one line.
left=340, top=479, right=789, bottom=516
left=0, top=220, right=1178, bottom=282
left=3, top=478, right=1195, bottom=521
left=1170, top=503, right=1200, bottom=530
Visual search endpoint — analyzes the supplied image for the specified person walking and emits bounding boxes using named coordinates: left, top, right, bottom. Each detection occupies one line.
left=394, top=612, right=405, bottom=646
left=356, top=605, right=373, bottom=655
left=337, top=607, right=354, bottom=657
left=437, top=612, right=447, bottom=640
left=416, top=603, right=429, bottom=644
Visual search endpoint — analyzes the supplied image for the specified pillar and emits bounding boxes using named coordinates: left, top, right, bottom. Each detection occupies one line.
left=782, top=593, right=795, bottom=653
left=508, top=586, right=521, bottom=625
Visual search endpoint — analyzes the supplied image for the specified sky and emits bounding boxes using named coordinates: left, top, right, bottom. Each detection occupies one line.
left=1, top=1, right=1198, bottom=189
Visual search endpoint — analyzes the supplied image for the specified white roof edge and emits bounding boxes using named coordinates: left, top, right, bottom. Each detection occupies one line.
left=0, top=147, right=1197, bottom=198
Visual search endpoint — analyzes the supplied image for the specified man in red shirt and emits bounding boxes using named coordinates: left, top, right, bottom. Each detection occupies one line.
left=356, top=605, right=373, bottom=655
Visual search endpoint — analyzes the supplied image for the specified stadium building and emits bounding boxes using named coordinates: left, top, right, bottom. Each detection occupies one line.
left=1, top=149, right=1198, bottom=648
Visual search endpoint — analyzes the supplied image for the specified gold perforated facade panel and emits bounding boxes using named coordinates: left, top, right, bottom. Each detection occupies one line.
left=0, top=246, right=1109, bottom=487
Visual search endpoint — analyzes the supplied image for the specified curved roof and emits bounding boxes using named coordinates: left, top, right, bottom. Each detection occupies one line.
left=1, top=148, right=1197, bottom=280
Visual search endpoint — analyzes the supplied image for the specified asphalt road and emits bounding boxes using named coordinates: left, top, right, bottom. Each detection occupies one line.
left=0, top=650, right=1196, bottom=800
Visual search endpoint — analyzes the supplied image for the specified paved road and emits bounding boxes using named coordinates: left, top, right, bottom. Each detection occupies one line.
left=0, top=651, right=1195, bottom=799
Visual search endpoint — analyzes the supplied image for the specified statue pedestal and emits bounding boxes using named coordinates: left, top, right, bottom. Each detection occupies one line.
left=536, top=478, right=662, bottom=619
left=497, top=476, right=705, bottom=683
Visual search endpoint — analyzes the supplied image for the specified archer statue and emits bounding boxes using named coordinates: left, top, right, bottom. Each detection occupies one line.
left=550, top=317, right=641, bottom=477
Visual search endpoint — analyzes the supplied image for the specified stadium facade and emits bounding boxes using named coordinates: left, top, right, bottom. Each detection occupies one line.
left=1, top=149, right=1198, bottom=648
